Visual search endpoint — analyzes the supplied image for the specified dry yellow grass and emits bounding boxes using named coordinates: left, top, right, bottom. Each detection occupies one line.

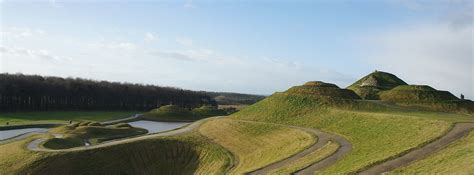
left=198, top=118, right=315, bottom=174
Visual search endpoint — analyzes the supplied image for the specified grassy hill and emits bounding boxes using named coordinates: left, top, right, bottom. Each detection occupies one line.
left=230, top=81, right=474, bottom=174
left=348, top=71, right=408, bottom=99
left=43, top=122, right=147, bottom=149
left=143, top=105, right=228, bottom=121
left=0, top=133, right=232, bottom=175
left=205, top=92, right=266, bottom=105
left=287, top=81, right=360, bottom=99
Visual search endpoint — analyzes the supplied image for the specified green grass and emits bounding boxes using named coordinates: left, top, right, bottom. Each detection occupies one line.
left=144, top=105, right=227, bottom=121
left=42, top=122, right=148, bottom=149
left=0, top=111, right=140, bottom=126
left=286, top=81, right=360, bottom=99
left=0, top=133, right=232, bottom=175
left=390, top=131, right=474, bottom=174
left=348, top=71, right=408, bottom=99
left=199, top=118, right=316, bottom=174
left=269, top=141, right=339, bottom=174
left=379, top=85, right=458, bottom=102
left=231, top=92, right=456, bottom=174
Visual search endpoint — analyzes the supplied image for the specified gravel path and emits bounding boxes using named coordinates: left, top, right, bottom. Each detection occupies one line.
left=358, top=122, right=474, bottom=175
left=237, top=120, right=352, bottom=175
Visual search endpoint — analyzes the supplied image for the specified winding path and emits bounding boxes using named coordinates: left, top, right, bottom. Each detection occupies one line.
left=239, top=120, right=352, bottom=175
left=359, top=122, right=474, bottom=175
left=27, top=116, right=214, bottom=152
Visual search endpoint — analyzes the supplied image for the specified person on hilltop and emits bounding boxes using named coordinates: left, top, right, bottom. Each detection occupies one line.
left=460, top=94, right=465, bottom=100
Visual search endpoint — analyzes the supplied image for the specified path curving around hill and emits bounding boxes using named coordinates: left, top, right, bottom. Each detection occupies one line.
left=27, top=116, right=219, bottom=152
left=358, top=122, right=474, bottom=175
left=242, top=120, right=352, bottom=175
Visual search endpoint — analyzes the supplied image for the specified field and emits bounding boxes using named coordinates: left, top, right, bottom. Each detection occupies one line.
left=199, top=118, right=315, bottom=174
left=0, top=133, right=232, bottom=174
left=390, top=131, right=474, bottom=174
left=231, top=93, right=472, bottom=174
left=0, top=111, right=140, bottom=126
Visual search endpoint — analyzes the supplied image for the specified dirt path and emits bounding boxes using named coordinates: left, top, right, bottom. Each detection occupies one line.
left=359, top=122, right=474, bottom=175
left=240, top=120, right=352, bottom=175
left=27, top=116, right=218, bottom=152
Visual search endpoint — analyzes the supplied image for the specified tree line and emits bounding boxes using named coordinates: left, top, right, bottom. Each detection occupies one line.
left=0, top=73, right=216, bottom=112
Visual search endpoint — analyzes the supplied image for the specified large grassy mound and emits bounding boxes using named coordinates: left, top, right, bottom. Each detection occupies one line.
left=379, top=85, right=458, bottom=102
left=43, top=122, right=147, bottom=149
left=199, top=118, right=315, bottom=174
left=143, top=105, right=196, bottom=121
left=390, top=131, right=474, bottom=174
left=378, top=85, right=473, bottom=113
left=231, top=92, right=458, bottom=174
left=286, top=81, right=360, bottom=99
left=191, top=106, right=227, bottom=117
left=0, top=133, right=232, bottom=175
left=144, top=105, right=228, bottom=121
left=348, top=71, right=408, bottom=99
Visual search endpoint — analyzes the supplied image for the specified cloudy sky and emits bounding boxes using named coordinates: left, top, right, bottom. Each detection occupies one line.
left=1, top=0, right=472, bottom=98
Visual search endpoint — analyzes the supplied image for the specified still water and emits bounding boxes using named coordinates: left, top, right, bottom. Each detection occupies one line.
left=0, top=128, right=48, bottom=140
left=127, top=120, right=190, bottom=133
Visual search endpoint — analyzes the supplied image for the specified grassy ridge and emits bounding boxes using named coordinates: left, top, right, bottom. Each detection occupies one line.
left=269, top=141, right=339, bottom=174
left=199, top=118, right=315, bottom=174
left=390, top=131, right=474, bottom=174
left=347, top=71, right=407, bottom=99
left=0, top=111, right=139, bottom=125
left=0, top=133, right=232, bottom=175
left=231, top=93, right=452, bottom=174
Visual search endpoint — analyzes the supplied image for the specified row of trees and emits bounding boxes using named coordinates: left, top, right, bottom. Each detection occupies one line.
left=0, top=73, right=216, bottom=111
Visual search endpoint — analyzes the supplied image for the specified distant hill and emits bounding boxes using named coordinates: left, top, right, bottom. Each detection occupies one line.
left=286, top=81, right=360, bottom=99
left=204, top=92, right=266, bottom=105
left=348, top=71, right=407, bottom=99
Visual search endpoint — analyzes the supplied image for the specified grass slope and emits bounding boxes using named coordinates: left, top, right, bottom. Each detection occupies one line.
left=43, top=122, right=147, bottom=149
left=143, top=105, right=197, bottom=121
left=231, top=92, right=454, bottom=174
left=0, top=133, right=232, bottom=175
left=287, top=81, right=360, bottom=99
left=269, top=141, right=339, bottom=174
left=0, top=111, right=139, bottom=126
left=199, top=118, right=315, bottom=174
left=390, top=131, right=474, bottom=174
left=347, top=71, right=407, bottom=99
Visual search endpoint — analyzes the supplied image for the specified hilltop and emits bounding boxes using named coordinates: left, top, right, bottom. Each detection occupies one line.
left=348, top=71, right=407, bottom=99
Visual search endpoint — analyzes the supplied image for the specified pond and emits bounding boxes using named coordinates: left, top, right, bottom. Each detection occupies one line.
left=127, top=120, right=190, bottom=134
left=0, top=128, right=48, bottom=140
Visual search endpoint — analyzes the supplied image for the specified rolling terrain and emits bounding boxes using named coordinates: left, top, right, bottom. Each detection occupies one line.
left=1, top=71, right=473, bottom=174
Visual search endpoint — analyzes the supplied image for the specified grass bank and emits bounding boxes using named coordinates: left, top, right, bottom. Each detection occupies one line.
left=199, top=118, right=315, bottom=174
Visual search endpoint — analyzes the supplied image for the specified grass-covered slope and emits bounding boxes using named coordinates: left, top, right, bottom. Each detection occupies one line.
left=390, top=131, right=474, bottom=174
left=43, top=122, right=147, bottom=149
left=0, top=133, right=232, bottom=175
left=199, top=118, right=315, bottom=174
left=378, top=85, right=474, bottom=113
left=143, top=105, right=227, bottom=121
left=231, top=91, right=452, bottom=174
left=287, top=81, right=360, bottom=99
left=379, top=85, right=458, bottom=102
left=348, top=71, right=408, bottom=99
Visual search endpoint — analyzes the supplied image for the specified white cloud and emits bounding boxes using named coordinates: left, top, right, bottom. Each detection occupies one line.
left=88, top=41, right=137, bottom=50
left=361, top=22, right=473, bottom=99
left=0, top=45, right=71, bottom=61
left=1, top=27, right=46, bottom=38
left=184, top=0, right=196, bottom=9
left=176, top=37, right=193, bottom=46
left=144, top=32, right=158, bottom=42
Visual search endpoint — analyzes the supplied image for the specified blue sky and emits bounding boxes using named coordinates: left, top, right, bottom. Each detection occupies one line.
left=1, top=0, right=472, bottom=98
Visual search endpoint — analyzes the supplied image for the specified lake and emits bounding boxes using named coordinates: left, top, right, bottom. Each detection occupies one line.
left=127, top=120, right=190, bottom=134
left=0, top=128, right=48, bottom=140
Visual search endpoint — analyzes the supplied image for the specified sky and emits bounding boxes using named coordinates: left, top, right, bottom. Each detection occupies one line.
left=1, top=0, right=473, bottom=98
